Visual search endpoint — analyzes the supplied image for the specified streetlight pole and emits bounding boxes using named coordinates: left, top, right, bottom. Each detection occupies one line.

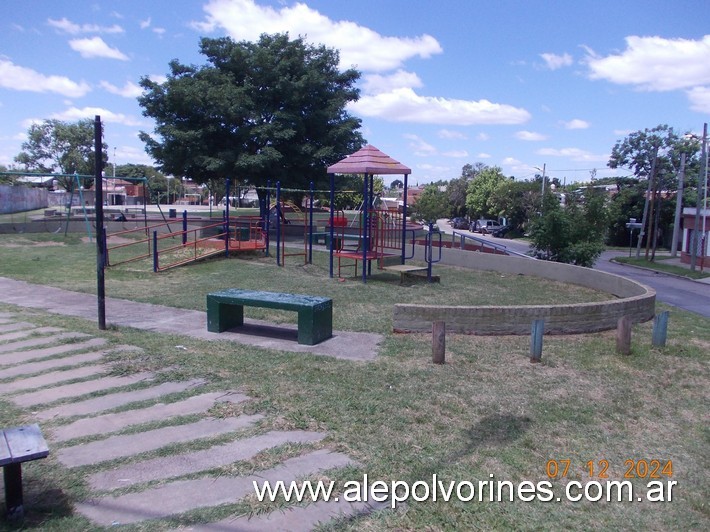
left=690, top=123, right=708, bottom=271
left=670, top=153, right=685, bottom=258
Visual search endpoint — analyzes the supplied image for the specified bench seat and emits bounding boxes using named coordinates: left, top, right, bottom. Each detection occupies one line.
left=206, top=289, right=333, bottom=345
left=1, top=424, right=49, bottom=519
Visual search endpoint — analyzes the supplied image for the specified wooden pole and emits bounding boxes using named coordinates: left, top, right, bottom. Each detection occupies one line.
left=432, top=321, right=445, bottom=364
left=530, top=319, right=544, bottom=363
left=652, top=311, right=669, bottom=347
left=616, top=316, right=632, bottom=355
left=94, top=115, right=106, bottom=330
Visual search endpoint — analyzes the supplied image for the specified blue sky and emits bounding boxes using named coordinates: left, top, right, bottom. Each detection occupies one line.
left=1, top=0, right=709, bottom=185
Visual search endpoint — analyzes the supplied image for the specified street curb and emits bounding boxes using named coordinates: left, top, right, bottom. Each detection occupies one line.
left=609, top=257, right=710, bottom=284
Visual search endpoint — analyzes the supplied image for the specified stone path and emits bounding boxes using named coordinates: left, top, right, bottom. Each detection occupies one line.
left=0, top=314, right=388, bottom=529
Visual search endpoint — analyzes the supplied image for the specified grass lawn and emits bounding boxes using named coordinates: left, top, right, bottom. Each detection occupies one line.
left=614, top=256, right=710, bottom=280
left=0, top=233, right=708, bottom=530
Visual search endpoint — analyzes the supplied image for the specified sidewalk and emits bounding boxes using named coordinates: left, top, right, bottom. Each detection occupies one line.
left=612, top=253, right=710, bottom=284
left=0, top=277, right=383, bottom=361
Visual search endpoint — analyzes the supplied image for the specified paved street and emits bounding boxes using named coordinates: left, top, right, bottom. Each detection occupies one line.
left=438, top=220, right=710, bottom=318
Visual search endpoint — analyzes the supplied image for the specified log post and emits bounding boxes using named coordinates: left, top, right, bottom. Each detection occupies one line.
left=652, top=311, right=669, bottom=347
left=616, top=316, right=632, bottom=355
left=530, top=319, right=544, bottom=363
left=432, top=321, right=445, bottom=364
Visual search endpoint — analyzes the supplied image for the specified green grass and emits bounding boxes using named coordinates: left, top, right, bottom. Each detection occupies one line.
left=0, top=233, right=708, bottom=531
left=614, top=255, right=710, bottom=280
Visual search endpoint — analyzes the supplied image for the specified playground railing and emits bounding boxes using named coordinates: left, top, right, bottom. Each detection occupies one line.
left=153, top=220, right=228, bottom=272
left=450, top=230, right=534, bottom=259
left=105, top=220, right=182, bottom=267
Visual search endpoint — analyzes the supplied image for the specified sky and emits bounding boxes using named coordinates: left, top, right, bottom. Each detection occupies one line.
left=1, top=0, right=709, bottom=185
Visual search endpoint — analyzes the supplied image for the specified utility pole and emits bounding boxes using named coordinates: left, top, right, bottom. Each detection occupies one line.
left=690, top=123, right=708, bottom=271
left=670, top=153, right=686, bottom=258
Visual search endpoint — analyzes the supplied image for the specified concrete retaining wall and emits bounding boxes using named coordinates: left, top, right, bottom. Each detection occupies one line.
left=393, top=245, right=656, bottom=335
left=0, top=185, right=48, bottom=214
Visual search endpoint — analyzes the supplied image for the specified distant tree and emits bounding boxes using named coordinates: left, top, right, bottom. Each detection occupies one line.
left=608, top=124, right=700, bottom=259
left=114, top=164, right=166, bottom=203
left=488, top=179, right=540, bottom=231
left=529, top=187, right=609, bottom=267
left=138, top=33, right=364, bottom=210
left=390, top=179, right=404, bottom=189
left=411, top=184, right=450, bottom=224
left=465, top=166, right=507, bottom=219
left=14, top=118, right=107, bottom=191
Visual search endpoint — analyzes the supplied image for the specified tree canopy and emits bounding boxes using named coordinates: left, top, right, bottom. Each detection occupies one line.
left=465, top=166, right=507, bottom=219
left=138, top=33, right=364, bottom=200
left=14, top=118, right=107, bottom=191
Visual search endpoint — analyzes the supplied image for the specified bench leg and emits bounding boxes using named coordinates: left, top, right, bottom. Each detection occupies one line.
left=3, top=463, right=24, bottom=520
left=206, top=299, right=244, bottom=333
left=297, top=303, right=333, bottom=345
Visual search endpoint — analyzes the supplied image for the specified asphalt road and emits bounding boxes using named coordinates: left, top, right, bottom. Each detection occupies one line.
left=438, top=220, right=710, bottom=318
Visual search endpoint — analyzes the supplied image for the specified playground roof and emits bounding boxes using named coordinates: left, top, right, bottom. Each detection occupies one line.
left=327, top=144, right=411, bottom=175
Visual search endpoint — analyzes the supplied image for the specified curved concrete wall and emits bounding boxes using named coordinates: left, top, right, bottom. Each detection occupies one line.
left=393, top=246, right=656, bottom=335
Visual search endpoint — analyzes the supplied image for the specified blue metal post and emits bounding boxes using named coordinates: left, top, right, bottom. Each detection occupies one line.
left=401, top=174, right=409, bottom=264
left=329, top=174, right=335, bottom=277
left=427, top=222, right=434, bottom=281
left=265, top=180, right=271, bottom=257
left=225, top=178, right=231, bottom=257
left=308, top=181, right=314, bottom=264
left=182, top=210, right=187, bottom=245
left=276, top=181, right=281, bottom=266
left=152, top=231, right=158, bottom=272
left=362, top=173, right=369, bottom=283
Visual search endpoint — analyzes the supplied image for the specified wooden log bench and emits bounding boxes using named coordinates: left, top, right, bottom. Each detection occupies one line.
left=206, top=289, right=333, bottom=345
left=1, top=424, right=49, bottom=519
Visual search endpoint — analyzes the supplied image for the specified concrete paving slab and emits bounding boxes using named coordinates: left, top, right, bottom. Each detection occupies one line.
left=75, top=449, right=355, bottom=526
left=11, top=371, right=154, bottom=408
left=0, top=350, right=106, bottom=380
left=0, top=321, right=37, bottom=334
left=0, top=277, right=382, bottom=361
left=0, top=326, right=64, bottom=343
left=186, top=498, right=390, bottom=531
left=0, top=364, right=107, bottom=393
left=52, top=391, right=249, bottom=442
left=0, top=337, right=107, bottom=367
left=35, top=379, right=207, bottom=420
left=57, top=414, right=263, bottom=467
left=88, top=429, right=325, bottom=490
left=0, top=331, right=91, bottom=354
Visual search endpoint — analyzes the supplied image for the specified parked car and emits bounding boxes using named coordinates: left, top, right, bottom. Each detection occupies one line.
left=491, top=225, right=512, bottom=238
left=473, top=219, right=503, bottom=234
left=451, top=217, right=469, bottom=229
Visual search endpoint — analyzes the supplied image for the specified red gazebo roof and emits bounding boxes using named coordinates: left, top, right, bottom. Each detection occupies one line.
left=327, top=144, right=411, bottom=175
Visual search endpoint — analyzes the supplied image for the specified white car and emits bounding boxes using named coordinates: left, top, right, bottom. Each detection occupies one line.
left=471, top=219, right=503, bottom=234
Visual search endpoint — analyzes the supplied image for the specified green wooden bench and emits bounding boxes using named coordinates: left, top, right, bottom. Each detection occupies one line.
left=206, top=289, right=333, bottom=345
left=1, top=424, right=49, bottom=519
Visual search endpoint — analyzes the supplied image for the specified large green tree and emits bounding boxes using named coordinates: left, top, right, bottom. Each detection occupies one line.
left=14, top=118, right=107, bottom=191
left=411, top=184, right=450, bottom=224
left=608, top=124, right=700, bottom=259
left=488, top=179, right=540, bottom=232
left=138, top=33, right=364, bottom=206
left=465, top=165, right=506, bottom=219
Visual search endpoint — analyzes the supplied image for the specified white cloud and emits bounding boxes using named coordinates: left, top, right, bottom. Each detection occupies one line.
left=476, top=133, right=490, bottom=141
left=438, top=129, right=467, bottom=140
left=586, top=35, right=710, bottom=92
left=69, top=37, right=129, bottom=60
left=192, top=0, right=442, bottom=72
left=153, top=27, right=166, bottom=36
left=0, top=59, right=91, bottom=97
left=537, top=147, right=608, bottom=162
left=50, top=106, right=142, bottom=126
left=48, top=17, right=124, bottom=34
left=502, top=157, right=522, bottom=166
left=350, top=88, right=530, bottom=125
left=515, top=130, right=547, bottom=141
left=140, top=17, right=152, bottom=29
left=100, top=80, right=143, bottom=98
left=442, top=150, right=468, bottom=158
left=477, top=153, right=492, bottom=159
left=687, top=86, right=710, bottom=113
left=540, top=52, right=573, bottom=70
left=562, top=119, right=590, bottom=130
left=404, top=134, right=437, bottom=156
left=361, top=70, right=422, bottom=94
